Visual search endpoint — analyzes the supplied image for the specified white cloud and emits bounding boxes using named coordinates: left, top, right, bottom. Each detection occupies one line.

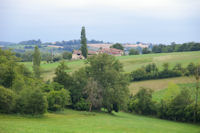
left=3, top=0, right=200, bottom=20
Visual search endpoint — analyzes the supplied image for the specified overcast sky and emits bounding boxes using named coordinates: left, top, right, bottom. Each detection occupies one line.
left=0, top=0, right=200, bottom=44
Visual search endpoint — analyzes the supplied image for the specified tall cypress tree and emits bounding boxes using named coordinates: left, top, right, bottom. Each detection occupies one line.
left=81, top=26, right=88, bottom=58
left=33, top=46, right=41, bottom=78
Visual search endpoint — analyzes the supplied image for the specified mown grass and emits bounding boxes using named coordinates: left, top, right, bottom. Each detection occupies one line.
left=0, top=109, right=200, bottom=133
left=21, top=51, right=200, bottom=80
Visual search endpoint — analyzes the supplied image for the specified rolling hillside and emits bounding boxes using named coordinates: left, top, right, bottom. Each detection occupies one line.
left=22, top=51, right=200, bottom=81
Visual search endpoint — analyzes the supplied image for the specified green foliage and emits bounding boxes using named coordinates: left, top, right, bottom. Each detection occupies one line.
left=53, top=61, right=72, bottom=89
left=62, top=51, right=72, bottom=60
left=187, top=62, right=196, bottom=75
left=142, top=48, right=151, bottom=54
left=74, top=98, right=90, bottom=111
left=0, top=86, right=16, bottom=113
left=83, top=78, right=103, bottom=111
left=80, top=26, right=88, bottom=58
left=158, top=88, right=195, bottom=122
left=163, top=83, right=180, bottom=102
left=111, top=43, right=124, bottom=50
left=129, top=48, right=139, bottom=55
left=130, top=63, right=183, bottom=81
left=70, top=68, right=88, bottom=109
left=15, top=88, right=47, bottom=115
left=86, top=54, right=129, bottom=113
left=12, top=75, right=26, bottom=93
left=47, top=89, right=71, bottom=111
left=33, top=46, right=41, bottom=78
left=128, top=88, right=156, bottom=115
left=152, top=42, right=200, bottom=53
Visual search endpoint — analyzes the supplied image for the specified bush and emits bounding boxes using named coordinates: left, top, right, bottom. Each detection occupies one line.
left=62, top=51, right=72, bottom=60
left=128, top=88, right=157, bottom=115
left=130, top=63, right=182, bottom=81
left=74, top=98, right=90, bottom=111
left=0, top=86, right=16, bottom=113
left=157, top=88, right=199, bottom=122
left=129, top=48, right=139, bottom=55
left=47, top=89, right=71, bottom=111
left=16, top=88, right=48, bottom=115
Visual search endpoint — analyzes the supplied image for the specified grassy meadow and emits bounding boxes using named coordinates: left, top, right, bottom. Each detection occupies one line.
left=0, top=109, right=200, bottom=133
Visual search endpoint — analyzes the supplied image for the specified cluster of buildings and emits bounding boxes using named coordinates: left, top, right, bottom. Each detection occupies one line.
left=72, top=48, right=124, bottom=60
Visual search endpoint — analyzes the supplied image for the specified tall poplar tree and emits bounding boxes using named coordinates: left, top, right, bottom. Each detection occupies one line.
left=33, top=46, right=41, bottom=78
left=80, top=26, right=88, bottom=58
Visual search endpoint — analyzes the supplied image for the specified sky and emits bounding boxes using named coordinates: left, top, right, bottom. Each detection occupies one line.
left=0, top=0, right=200, bottom=44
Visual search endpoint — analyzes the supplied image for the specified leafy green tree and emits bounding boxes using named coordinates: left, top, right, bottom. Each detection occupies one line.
left=0, top=49, right=19, bottom=88
left=142, top=48, right=151, bottom=54
left=187, top=62, right=196, bottom=75
left=12, top=75, right=26, bottom=93
left=33, top=46, right=41, bottom=78
left=111, top=43, right=124, bottom=50
left=86, top=54, right=129, bottom=113
left=129, top=48, right=139, bottom=55
left=0, top=86, right=16, bottom=113
left=16, top=88, right=47, bottom=115
left=53, top=61, right=72, bottom=89
left=194, top=64, right=200, bottom=122
left=80, top=26, right=88, bottom=58
left=47, top=88, right=71, bottom=111
left=83, top=78, right=103, bottom=111
left=128, top=88, right=156, bottom=115
left=70, top=68, right=88, bottom=109
left=62, top=51, right=72, bottom=60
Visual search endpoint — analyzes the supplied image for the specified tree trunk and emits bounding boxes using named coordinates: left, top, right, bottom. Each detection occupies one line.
left=89, top=103, right=92, bottom=112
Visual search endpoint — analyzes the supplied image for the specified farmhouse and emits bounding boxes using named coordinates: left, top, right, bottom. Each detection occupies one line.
left=72, top=50, right=85, bottom=60
left=98, top=48, right=124, bottom=56
left=72, top=48, right=124, bottom=60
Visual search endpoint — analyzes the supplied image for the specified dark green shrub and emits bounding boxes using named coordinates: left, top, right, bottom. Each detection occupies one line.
left=16, top=88, right=48, bottom=115
left=128, top=88, right=157, bottom=115
left=47, top=89, right=71, bottom=111
left=0, top=86, right=16, bottom=113
left=74, top=98, right=90, bottom=111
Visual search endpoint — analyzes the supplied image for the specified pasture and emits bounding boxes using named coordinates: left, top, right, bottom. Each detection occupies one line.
left=0, top=109, right=200, bottom=133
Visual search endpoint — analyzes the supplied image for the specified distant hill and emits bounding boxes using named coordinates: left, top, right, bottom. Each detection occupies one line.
left=0, top=41, right=15, bottom=46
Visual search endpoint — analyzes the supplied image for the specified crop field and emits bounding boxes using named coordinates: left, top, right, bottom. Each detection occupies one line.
left=0, top=109, right=200, bottom=133
left=22, top=51, right=200, bottom=81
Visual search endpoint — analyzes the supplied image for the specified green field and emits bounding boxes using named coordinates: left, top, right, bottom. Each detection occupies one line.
left=129, top=76, right=196, bottom=94
left=0, top=109, right=199, bottom=133
left=22, top=51, right=200, bottom=81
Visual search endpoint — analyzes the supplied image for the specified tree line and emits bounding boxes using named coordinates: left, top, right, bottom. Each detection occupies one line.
left=130, top=62, right=197, bottom=81
left=151, top=42, right=200, bottom=53
left=15, top=50, right=72, bottom=62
